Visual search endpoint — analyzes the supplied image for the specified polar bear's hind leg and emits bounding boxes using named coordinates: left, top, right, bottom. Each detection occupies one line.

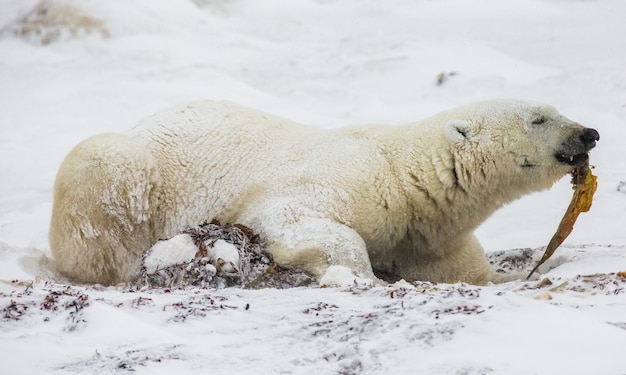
left=49, top=133, right=159, bottom=285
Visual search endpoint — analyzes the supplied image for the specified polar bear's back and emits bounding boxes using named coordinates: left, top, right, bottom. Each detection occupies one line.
left=129, top=100, right=401, bottom=237
left=131, top=100, right=397, bottom=187
left=129, top=101, right=324, bottom=233
left=131, top=101, right=323, bottom=187
left=132, top=100, right=311, bottom=154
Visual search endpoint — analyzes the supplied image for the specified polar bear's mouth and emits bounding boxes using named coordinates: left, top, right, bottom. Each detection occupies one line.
left=555, top=128, right=599, bottom=167
left=556, top=152, right=589, bottom=166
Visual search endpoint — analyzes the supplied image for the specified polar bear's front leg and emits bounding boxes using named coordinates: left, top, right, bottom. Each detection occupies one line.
left=412, top=233, right=522, bottom=285
left=262, top=217, right=378, bottom=287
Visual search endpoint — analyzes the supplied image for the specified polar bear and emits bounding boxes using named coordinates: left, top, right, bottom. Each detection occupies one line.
left=49, top=100, right=599, bottom=286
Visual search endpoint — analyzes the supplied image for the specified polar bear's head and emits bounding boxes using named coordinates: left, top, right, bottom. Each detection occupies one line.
left=443, top=100, right=599, bottom=193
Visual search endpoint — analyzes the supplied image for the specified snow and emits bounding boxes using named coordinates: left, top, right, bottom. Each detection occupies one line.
left=143, top=234, right=198, bottom=273
left=1, top=0, right=625, bottom=373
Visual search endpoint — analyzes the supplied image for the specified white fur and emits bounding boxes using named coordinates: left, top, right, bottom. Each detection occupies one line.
left=50, top=100, right=590, bottom=285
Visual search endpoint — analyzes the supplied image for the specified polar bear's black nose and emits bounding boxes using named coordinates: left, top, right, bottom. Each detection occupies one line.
left=580, top=128, right=600, bottom=149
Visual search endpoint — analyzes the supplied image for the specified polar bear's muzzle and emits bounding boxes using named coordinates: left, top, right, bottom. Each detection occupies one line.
left=555, top=127, right=600, bottom=166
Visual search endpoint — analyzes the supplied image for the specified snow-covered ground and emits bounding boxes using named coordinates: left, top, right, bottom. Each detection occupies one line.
left=1, top=0, right=625, bottom=374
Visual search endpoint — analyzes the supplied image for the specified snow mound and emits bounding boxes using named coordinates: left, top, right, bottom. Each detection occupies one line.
left=5, top=0, right=109, bottom=45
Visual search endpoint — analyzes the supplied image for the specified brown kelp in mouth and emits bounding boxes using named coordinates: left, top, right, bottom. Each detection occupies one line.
left=527, top=160, right=598, bottom=279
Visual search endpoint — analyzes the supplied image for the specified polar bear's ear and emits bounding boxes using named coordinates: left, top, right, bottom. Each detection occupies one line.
left=445, top=120, right=471, bottom=145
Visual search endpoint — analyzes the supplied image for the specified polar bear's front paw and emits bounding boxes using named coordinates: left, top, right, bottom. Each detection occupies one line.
left=318, top=265, right=375, bottom=288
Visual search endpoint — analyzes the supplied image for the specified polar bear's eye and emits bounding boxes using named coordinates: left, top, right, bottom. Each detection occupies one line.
left=532, top=116, right=547, bottom=125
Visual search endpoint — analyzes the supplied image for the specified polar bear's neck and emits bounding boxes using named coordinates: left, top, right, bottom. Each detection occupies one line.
left=392, top=124, right=524, bottom=241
